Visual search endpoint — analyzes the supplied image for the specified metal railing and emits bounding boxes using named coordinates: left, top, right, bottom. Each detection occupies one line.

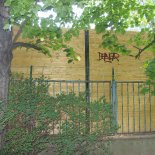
left=115, top=81, right=155, bottom=134
left=38, top=79, right=155, bottom=134
left=46, top=80, right=111, bottom=102
left=31, top=79, right=112, bottom=134
left=10, top=66, right=155, bottom=134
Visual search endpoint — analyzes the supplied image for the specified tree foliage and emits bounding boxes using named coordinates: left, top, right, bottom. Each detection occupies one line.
left=3, top=0, right=155, bottom=75
left=4, top=0, right=155, bottom=54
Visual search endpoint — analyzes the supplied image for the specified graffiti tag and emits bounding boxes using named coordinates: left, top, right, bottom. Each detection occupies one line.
left=98, top=52, right=120, bottom=63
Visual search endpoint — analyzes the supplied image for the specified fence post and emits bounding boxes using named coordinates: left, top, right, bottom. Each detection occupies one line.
left=111, top=67, right=117, bottom=126
left=85, top=30, right=90, bottom=134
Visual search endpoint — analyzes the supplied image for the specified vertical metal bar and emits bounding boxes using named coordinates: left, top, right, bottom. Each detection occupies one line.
left=29, top=65, right=33, bottom=81
left=102, top=83, right=105, bottom=97
left=115, top=82, right=118, bottom=127
left=121, top=83, right=124, bottom=133
left=96, top=82, right=99, bottom=101
left=78, top=81, right=80, bottom=95
left=29, top=65, right=33, bottom=94
left=111, top=68, right=117, bottom=127
left=72, top=82, right=75, bottom=93
left=66, top=82, right=69, bottom=94
left=138, top=83, right=141, bottom=132
left=78, top=107, right=81, bottom=133
left=112, top=67, right=114, bottom=81
left=78, top=81, right=81, bottom=133
left=60, top=112, right=62, bottom=135
left=91, top=82, right=93, bottom=101
left=132, top=83, right=135, bottom=132
left=85, top=30, right=90, bottom=134
left=53, top=82, right=55, bottom=97
left=149, top=84, right=152, bottom=131
left=89, top=82, right=92, bottom=101
left=46, top=81, right=49, bottom=95
left=109, top=82, right=111, bottom=103
left=144, top=83, right=146, bottom=132
left=97, top=102, right=99, bottom=132
left=60, top=82, right=62, bottom=94
left=127, top=83, right=130, bottom=133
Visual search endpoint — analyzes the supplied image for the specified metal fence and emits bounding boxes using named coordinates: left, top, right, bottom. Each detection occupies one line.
left=9, top=77, right=115, bottom=135
left=44, top=79, right=155, bottom=134
left=10, top=65, right=155, bottom=134
left=115, top=81, right=155, bottom=134
left=47, top=80, right=111, bottom=102
left=44, top=80, right=112, bottom=134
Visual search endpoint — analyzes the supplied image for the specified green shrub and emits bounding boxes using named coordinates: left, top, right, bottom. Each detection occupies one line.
left=53, top=94, right=117, bottom=155
left=142, top=59, right=155, bottom=95
left=0, top=75, right=117, bottom=155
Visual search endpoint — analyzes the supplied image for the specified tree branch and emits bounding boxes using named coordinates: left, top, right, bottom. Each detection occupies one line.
left=13, top=42, right=43, bottom=51
left=133, top=37, right=155, bottom=59
left=13, top=20, right=27, bottom=43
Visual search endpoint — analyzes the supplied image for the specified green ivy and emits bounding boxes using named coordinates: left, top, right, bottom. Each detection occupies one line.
left=0, top=75, right=117, bottom=155
left=141, top=59, right=155, bottom=95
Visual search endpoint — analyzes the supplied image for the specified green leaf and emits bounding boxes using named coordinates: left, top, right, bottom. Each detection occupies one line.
left=68, top=59, right=73, bottom=63
left=3, top=23, right=10, bottom=30
left=4, top=0, right=12, bottom=6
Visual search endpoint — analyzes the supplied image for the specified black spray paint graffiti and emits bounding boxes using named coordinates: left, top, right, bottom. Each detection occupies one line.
left=98, top=52, right=120, bottom=63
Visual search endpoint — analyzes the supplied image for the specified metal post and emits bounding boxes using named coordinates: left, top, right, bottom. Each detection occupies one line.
left=29, top=65, right=33, bottom=88
left=112, top=67, right=115, bottom=81
left=111, top=67, right=117, bottom=126
left=85, top=30, right=90, bottom=134
left=29, top=65, right=33, bottom=81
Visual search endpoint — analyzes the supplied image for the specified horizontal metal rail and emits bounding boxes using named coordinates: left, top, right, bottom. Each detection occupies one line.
left=34, top=79, right=111, bottom=83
